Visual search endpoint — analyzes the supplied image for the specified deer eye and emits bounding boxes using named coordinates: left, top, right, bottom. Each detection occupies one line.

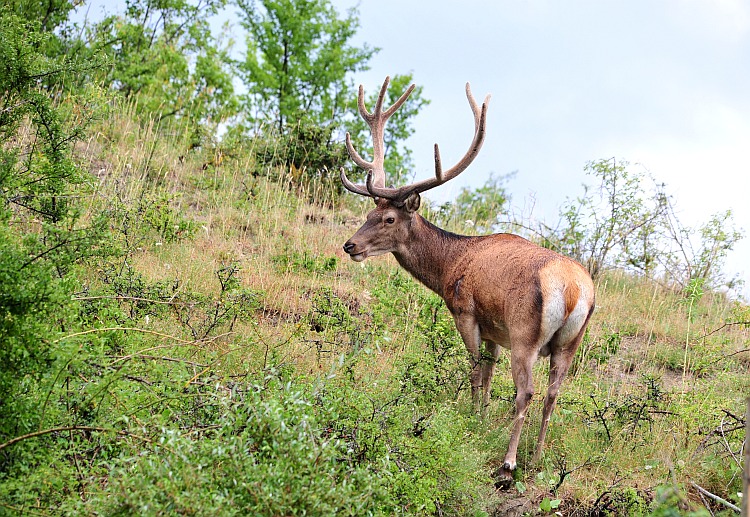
left=385, top=217, right=395, bottom=224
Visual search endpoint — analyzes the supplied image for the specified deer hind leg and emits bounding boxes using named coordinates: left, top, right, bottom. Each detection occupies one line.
left=502, top=345, right=539, bottom=473
left=532, top=326, right=586, bottom=463
left=480, top=341, right=500, bottom=418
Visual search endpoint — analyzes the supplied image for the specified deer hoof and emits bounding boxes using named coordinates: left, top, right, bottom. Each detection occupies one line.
left=493, top=465, right=515, bottom=490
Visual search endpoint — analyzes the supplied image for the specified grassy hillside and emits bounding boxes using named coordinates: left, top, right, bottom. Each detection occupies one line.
left=1, top=101, right=748, bottom=516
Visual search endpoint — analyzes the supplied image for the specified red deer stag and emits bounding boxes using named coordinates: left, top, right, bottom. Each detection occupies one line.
left=340, top=77, right=595, bottom=480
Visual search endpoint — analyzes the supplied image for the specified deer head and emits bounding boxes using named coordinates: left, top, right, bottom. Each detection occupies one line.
left=341, top=77, right=490, bottom=261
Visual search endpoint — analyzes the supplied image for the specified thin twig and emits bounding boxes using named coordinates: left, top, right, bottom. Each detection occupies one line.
left=720, top=413, right=744, bottom=470
left=110, top=354, right=208, bottom=368
left=696, top=489, right=716, bottom=517
left=0, top=502, right=50, bottom=517
left=123, top=374, right=154, bottom=386
left=0, top=425, right=173, bottom=454
left=553, top=457, right=595, bottom=492
left=74, top=295, right=182, bottom=305
left=700, top=321, right=750, bottom=339
left=704, top=348, right=750, bottom=368
left=111, top=331, right=235, bottom=365
left=743, top=399, right=749, bottom=517
left=53, top=327, right=193, bottom=344
left=690, top=482, right=740, bottom=514
left=181, top=343, right=248, bottom=389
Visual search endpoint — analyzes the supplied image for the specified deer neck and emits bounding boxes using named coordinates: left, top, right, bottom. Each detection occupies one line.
left=392, top=214, right=470, bottom=298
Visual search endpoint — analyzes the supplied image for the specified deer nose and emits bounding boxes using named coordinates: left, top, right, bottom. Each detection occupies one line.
left=343, top=242, right=356, bottom=254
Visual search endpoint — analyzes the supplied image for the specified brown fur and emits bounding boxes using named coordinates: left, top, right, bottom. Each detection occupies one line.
left=564, top=282, right=580, bottom=321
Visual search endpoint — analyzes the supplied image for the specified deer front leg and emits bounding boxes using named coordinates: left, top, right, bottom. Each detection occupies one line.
left=453, top=314, right=483, bottom=414
left=480, top=341, right=501, bottom=418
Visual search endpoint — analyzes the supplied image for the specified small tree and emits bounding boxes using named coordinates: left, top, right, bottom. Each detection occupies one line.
left=236, top=0, right=377, bottom=132
left=4, top=0, right=79, bottom=57
left=0, top=6, right=106, bottom=440
left=435, top=172, right=513, bottom=234
left=660, top=206, right=744, bottom=293
left=88, top=0, right=237, bottom=145
left=544, top=158, right=744, bottom=293
left=550, top=158, right=668, bottom=279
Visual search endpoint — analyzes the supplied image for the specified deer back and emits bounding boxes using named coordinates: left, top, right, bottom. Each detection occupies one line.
left=441, top=233, right=595, bottom=349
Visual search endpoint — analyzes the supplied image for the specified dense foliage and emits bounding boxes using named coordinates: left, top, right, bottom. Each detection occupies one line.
left=237, top=0, right=376, bottom=132
left=0, top=5, right=106, bottom=442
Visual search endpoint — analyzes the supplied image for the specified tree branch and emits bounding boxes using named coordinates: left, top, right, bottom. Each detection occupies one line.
left=0, top=425, right=172, bottom=454
left=690, top=482, right=740, bottom=514
left=699, top=321, right=750, bottom=339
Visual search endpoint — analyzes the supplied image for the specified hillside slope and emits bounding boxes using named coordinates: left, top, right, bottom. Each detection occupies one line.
left=1, top=107, right=748, bottom=516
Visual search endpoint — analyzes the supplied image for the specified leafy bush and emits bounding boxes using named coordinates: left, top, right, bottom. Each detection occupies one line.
left=537, top=158, right=745, bottom=291
left=85, top=379, right=391, bottom=516
left=87, top=0, right=237, bottom=143
left=0, top=228, right=67, bottom=439
left=0, top=371, right=489, bottom=516
left=397, top=295, right=470, bottom=405
left=436, top=173, right=513, bottom=234
left=0, top=5, right=107, bottom=445
left=273, top=248, right=339, bottom=275
left=253, top=117, right=349, bottom=195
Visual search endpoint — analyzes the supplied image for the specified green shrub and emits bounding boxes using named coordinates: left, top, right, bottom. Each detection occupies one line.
left=253, top=118, right=348, bottom=195
left=68, top=374, right=488, bottom=516
left=273, top=249, right=339, bottom=275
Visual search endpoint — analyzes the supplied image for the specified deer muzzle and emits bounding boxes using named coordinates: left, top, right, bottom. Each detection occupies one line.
left=343, top=241, right=367, bottom=262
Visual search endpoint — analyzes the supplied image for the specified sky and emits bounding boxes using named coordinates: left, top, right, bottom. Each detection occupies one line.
left=322, top=0, right=750, bottom=298
left=75, top=0, right=750, bottom=298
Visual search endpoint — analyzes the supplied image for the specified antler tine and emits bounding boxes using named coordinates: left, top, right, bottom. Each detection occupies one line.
left=339, top=167, right=372, bottom=197
left=384, top=82, right=416, bottom=118
left=465, top=83, right=484, bottom=131
left=365, top=82, right=491, bottom=202
left=343, top=76, right=416, bottom=194
left=434, top=85, right=490, bottom=181
left=370, top=77, right=390, bottom=120
left=344, top=132, right=372, bottom=171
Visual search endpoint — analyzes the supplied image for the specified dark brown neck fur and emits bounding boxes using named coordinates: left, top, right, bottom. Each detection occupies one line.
left=392, top=214, right=475, bottom=297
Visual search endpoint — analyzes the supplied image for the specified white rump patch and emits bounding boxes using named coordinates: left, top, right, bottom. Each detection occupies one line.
left=539, top=275, right=592, bottom=350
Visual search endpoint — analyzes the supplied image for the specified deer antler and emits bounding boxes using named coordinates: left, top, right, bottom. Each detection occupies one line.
left=341, top=79, right=490, bottom=202
left=341, top=76, right=415, bottom=194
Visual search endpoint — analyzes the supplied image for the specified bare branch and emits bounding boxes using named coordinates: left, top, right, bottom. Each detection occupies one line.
left=690, top=482, right=740, bottom=514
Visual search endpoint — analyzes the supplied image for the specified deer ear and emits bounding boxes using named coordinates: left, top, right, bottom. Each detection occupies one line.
left=404, top=192, right=421, bottom=213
